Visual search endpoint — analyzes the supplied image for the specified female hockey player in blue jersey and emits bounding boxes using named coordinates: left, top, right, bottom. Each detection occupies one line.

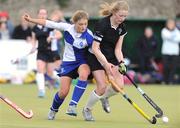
left=24, top=10, right=93, bottom=120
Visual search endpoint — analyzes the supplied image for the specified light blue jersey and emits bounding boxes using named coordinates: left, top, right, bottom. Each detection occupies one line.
left=45, top=20, right=93, bottom=75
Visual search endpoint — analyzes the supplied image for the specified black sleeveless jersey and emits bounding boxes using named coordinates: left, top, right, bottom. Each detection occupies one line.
left=93, top=15, right=127, bottom=64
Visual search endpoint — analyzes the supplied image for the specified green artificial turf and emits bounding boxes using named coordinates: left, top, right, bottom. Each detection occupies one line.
left=0, top=83, right=180, bottom=128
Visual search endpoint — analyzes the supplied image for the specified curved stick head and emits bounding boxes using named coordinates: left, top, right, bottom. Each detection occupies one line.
left=24, top=110, right=33, bottom=119
left=151, top=116, right=157, bottom=124
left=155, top=110, right=163, bottom=118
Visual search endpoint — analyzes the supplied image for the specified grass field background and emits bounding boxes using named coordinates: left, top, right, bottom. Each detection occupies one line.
left=0, top=83, right=180, bottom=128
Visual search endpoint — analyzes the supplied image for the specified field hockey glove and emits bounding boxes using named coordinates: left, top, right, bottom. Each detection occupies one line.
left=118, top=61, right=127, bottom=75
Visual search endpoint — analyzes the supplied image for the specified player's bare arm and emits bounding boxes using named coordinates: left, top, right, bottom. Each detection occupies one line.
left=115, top=35, right=125, bottom=62
left=92, top=41, right=114, bottom=75
left=23, top=14, right=46, bottom=26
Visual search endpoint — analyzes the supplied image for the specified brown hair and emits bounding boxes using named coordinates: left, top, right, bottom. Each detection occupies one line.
left=71, top=10, right=89, bottom=23
left=99, top=0, right=129, bottom=16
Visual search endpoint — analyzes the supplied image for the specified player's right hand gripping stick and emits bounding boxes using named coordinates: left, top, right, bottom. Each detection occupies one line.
left=118, top=61, right=127, bottom=75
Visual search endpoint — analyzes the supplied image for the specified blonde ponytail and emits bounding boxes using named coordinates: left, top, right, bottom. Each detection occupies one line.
left=99, top=1, right=129, bottom=16
left=99, top=2, right=112, bottom=16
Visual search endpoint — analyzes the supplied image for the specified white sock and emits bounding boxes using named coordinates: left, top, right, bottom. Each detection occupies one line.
left=53, top=70, right=59, bottom=80
left=84, top=90, right=102, bottom=110
left=36, top=73, right=45, bottom=93
left=102, top=86, right=118, bottom=99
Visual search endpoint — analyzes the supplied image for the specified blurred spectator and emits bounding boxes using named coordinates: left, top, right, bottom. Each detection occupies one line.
left=176, top=13, right=180, bottom=30
left=176, top=13, right=180, bottom=83
left=176, top=14, right=180, bottom=56
left=50, top=9, right=66, bottom=58
left=136, top=26, right=158, bottom=73
left=43, top=10, right=64, bottom=89
left=50, top=10, right=65, bottom=57
left=124, top=57, right=163, bottom=84
left=31, top=8, right=61, bottom=97
left=50, top=9, right=66, bottom=22
left=48, top=10, right=64, bottom=68
left=12, top=16, right=32, bottom=42
left=161, top=19, right=180, bottom=84
left=0, top=11, right=14, bottom=37
left=0, top=21, right=10, bottom=40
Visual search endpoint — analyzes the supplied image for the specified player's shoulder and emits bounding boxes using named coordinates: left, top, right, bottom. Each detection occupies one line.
left=87, top=29, right=93, bottom=36
left=96, top=16, right=109, bottom=27
left=94, top=16, right=109, bottom=32
left=60, top=21, right=72, bottom=30
left=32, top=25, right=38, bottom=32
left=80, top=28, right=93, bottom=41
left=66, top=24, right=75, bottom=32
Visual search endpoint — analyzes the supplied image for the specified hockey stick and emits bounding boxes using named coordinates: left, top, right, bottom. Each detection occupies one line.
left=109, top=79, right=156, bottom=124
left=124, top=73, right=163, bottom=118
left=0, top=95, right=33, bottom=119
